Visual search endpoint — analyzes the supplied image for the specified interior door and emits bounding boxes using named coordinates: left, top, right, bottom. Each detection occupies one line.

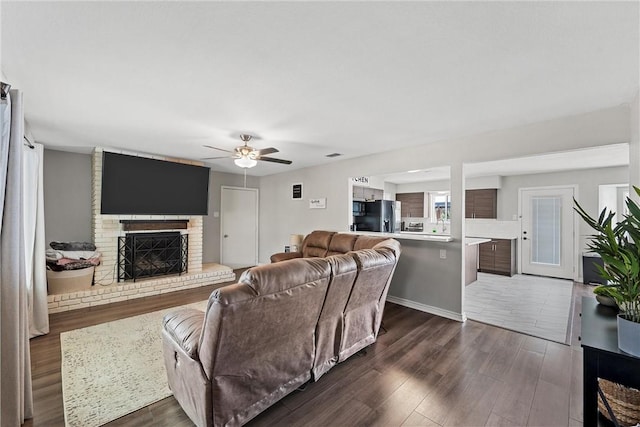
left=520, top=187, right=574, bottom=279
left=221, top=186, right=258, bottom=268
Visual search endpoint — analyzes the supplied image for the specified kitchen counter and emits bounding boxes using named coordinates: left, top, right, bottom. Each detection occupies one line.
left=464, top=238, right=488, bottom=286
left=348, top=232, right=490, bottom=245
left=465, top=237, right=491, bottom=246
left=347, top=231, right=454, bottom=242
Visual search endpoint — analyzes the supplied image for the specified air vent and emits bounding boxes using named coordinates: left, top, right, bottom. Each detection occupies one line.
left=326, top=153, right=342, bottom=158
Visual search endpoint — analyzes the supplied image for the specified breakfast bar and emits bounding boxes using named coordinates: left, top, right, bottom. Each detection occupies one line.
left=348, top=231, right=487, bottom=321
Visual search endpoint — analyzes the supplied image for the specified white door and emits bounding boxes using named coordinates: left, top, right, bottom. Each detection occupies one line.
left=221, top=186, right=258, bottom=268
left=520, top=187, right=575, bottom=279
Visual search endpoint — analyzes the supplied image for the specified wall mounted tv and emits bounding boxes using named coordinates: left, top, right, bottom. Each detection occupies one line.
left=101, top=152, right=210, bottom=215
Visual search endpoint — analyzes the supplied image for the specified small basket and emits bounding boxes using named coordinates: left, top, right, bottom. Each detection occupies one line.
left=46, top=266, right=95, bottom=295
left=598, top=378, right=640, bottom=426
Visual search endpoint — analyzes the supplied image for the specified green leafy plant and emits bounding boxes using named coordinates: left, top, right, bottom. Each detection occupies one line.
left=593, top=285, right=617, bottom=298
left=575, top=187, right=640, bottom=323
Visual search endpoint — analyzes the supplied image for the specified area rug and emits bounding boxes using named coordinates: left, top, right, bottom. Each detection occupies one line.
left=60, top=300, right=208, bottom=427
left=464, top=272, right=573, bottom=344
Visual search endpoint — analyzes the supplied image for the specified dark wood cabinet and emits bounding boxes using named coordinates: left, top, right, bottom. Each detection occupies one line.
left=395, top=192, right=424, bottom=217
left=478, top=238, right=516, bottom=276
left=466, top=189, right=497, bottom=219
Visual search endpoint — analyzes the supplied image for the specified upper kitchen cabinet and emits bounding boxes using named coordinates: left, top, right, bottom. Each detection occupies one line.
left=353, top=185, right=383, bottom=201
left=396, top=192, right=424, bottom=217
left=465, top=189, right=497, bottom=219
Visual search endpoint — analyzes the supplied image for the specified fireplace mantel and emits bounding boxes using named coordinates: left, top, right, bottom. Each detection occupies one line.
left=120, top=220, right=189, bottom=231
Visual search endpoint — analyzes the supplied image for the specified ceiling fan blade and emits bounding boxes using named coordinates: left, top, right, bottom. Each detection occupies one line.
left=203, top=144, right=233, bottom=153
left=255, top=147, right=279, bottom=156
left=201, top=156, right=230, bottom=160
left=258, top=156, right=292, bottom=165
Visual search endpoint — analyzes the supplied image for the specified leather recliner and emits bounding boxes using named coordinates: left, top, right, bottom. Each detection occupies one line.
left=271, top=231, right=401, bottom=379
left=162, top=231, right=401, bottom=426
left=162, top=258, right=333, bottom=427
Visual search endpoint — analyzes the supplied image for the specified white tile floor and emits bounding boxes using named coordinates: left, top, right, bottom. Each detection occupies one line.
left=464, top=272, right=574, bottom=344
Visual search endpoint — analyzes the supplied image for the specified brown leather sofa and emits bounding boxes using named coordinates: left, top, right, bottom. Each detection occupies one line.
left=270, top=230, right=393, bottom=262
left=162, top=231, right=400, bottom=427
left=271, top=231, right=401, bottom=378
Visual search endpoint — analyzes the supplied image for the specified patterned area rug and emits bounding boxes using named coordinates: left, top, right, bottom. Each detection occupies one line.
left=60, top=300, right=208, bottom=427
left=465, top=273, right=573, bottom=344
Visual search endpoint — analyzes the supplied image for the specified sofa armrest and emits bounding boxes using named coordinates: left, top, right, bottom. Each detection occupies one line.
left=270, top=251, right=303, bottom=263
left=163, top=308, right=205, bottom=359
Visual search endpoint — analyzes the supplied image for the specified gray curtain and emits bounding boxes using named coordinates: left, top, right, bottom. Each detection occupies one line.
left=0, top=89, right=34, bottom=425
left=23, top=142, right=48, bottom=338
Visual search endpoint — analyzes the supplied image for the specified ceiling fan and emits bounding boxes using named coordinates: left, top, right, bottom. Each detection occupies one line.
left=203, top=134, right=292, bottom=168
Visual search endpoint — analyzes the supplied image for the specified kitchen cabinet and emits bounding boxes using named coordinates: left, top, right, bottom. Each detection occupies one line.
left=353, top=185, right=383, bottom=201
left=478, top=238, right=516, bottom=276
left=396, top=192, right=424, bottom=217
left=466, top=189, right=497, bottom=219
left=353, top=185, right=364, bottom=201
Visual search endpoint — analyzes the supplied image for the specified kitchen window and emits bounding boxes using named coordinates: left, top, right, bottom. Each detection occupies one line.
left=430, top=192, right=451, bottom=222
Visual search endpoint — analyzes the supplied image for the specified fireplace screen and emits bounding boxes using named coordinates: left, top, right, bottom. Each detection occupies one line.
left=118, top=232, right=188, bottom=282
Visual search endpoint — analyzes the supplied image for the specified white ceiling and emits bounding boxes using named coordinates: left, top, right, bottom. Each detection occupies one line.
left=1, top=1, right=638, bottom=176
left=375, top=143, right=630, bottom=184
left=464, top=143, right=630, bottom=178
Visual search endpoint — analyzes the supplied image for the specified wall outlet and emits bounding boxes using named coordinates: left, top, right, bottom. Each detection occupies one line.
left=213, top=211, right=220, bottom=218
left=440, top=249, right=447, bottom=259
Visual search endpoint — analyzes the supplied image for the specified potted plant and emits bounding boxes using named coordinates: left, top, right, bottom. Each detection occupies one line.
left=575, top=187, right=640, bottom=356
left=593, top=284, right=618, bottom=307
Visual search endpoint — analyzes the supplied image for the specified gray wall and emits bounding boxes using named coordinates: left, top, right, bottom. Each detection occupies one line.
left=498, top=165, right=629, bottom=254
left=43, top=149, right=92, bottom=244
left=258, top=105, right=630, bottom=318
left=202, top=172, right=260, bottom=264
left=40, top=104, right=632, bottom=318
left=498, top=165, right=628, bottom=222
left=43, top=148, right=254, bottom=264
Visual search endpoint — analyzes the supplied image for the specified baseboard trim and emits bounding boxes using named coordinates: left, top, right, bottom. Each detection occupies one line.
left=386, top=296, right=466, bottom=323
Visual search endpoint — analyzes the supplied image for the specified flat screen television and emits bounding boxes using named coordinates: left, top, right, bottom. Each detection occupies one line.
left=101, top=152, right=210, bottom=215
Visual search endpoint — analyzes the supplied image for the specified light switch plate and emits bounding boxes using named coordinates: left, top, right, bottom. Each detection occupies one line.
left=440, top=249, right=446, bottom=259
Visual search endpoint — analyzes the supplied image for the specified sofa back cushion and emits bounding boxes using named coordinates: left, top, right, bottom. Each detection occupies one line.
left=370, top=238, right=401, bottom=258
left=198, top=258, right=331, bottom=426
left=339, top=247, right=398, bottom=361
left=301, top=230, right=336, bottom=258
left=354, top=235, right=390, bottom=251
left=312, top=253, right=359, bottom=379
left=239, top=257, right=330, bottom=295
left=326, top=233, right=358, bottom=256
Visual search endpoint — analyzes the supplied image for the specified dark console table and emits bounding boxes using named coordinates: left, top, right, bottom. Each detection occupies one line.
left=581, top=297, right=640, bottom=426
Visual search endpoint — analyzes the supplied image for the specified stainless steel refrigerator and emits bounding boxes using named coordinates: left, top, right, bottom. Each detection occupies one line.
left=354, top=200, right=395, bottom=232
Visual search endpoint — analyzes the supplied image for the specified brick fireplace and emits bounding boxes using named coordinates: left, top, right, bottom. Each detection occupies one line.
left=46, top=147, right=235, bottom=313
left=118, top=231, right=187, bottom=281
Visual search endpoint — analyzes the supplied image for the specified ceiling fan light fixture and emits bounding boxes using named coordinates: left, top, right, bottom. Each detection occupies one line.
left=234, top=156, right=257, bottom=168
left=204, top=133, right=291, bottom=167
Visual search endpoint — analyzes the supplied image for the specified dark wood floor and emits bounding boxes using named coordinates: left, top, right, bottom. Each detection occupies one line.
left=25, top=276, right=595, bottom=427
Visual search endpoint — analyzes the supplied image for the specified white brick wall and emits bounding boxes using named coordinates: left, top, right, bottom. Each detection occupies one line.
left=47, top=268, right=236, bottom=313
left=46, top=148, right=232, bottom=313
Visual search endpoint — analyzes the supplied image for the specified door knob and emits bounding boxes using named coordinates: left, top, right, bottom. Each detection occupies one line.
left=223, top=234, right=228, bottom=238
left=523, top=237, right=528, bottom=240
